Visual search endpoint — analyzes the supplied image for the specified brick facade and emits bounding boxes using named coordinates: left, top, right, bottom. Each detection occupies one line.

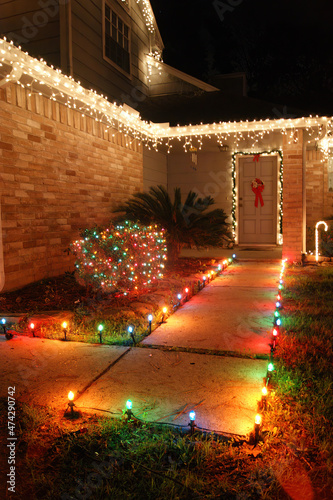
left=282, top=130, right=304, bottom=262
left=0, top=84, right=143, bottom=292
left=306, top=149, right=333, bottom=227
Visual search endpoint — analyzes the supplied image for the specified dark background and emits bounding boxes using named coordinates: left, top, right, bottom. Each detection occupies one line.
left=150, top=0, right=333, bottom=114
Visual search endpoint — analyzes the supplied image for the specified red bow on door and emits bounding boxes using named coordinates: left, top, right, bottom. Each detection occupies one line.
left=251, top=178, right=265, bottom=207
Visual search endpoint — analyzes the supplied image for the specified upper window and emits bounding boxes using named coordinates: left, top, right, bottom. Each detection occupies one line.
left=104, top=2, right=130, bottom=75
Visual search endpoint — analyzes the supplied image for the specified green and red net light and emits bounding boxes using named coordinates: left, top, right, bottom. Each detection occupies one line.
left=71, top=221, right=167, bottom=294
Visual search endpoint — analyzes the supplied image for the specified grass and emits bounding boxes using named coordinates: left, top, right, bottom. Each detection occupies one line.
left=1, top=265, right=333, bottom=499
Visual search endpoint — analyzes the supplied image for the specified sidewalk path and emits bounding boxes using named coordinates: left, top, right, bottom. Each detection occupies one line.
left=143, top=261, right=280, bottom=356
left=1, top=260, right=281, bottom=436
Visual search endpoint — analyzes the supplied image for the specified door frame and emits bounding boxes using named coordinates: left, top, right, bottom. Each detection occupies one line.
left=233, top=151, right=283, bottom=246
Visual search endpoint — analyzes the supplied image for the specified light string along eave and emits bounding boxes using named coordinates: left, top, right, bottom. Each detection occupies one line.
left=1, top=38, right=333, bottom=154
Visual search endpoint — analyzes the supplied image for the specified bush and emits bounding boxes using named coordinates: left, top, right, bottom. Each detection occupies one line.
left=114, top=185, right=231, bottom=263
left=70, top=221, right=167, bottom=294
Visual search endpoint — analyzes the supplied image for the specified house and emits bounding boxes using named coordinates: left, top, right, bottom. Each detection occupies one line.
left=0, top=1, right=332, bottom=292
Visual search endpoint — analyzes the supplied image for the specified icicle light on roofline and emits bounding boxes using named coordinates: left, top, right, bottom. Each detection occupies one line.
left=0, top=38, right=332, bottom=152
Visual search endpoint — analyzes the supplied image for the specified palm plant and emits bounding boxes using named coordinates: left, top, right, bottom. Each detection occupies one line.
left=114, top=185, right=231, bottom=263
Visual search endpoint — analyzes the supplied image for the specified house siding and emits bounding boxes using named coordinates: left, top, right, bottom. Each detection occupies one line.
left=0, top=0, right=61, bottom=69
left=0, top=83, right=143, bottom=292
left=70, top=0, right=149, bottom=103
left=143, top=149, right=167, bottom=190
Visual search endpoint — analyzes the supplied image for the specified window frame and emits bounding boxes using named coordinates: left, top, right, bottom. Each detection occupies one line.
left=102, top=0, right=132, bottom=79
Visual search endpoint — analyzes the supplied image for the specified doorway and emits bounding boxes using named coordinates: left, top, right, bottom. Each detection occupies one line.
left=238, top=155, right=278, bottom=245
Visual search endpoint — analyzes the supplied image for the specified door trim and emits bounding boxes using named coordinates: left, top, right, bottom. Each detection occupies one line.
left=232, top=151, right=283, bottom=246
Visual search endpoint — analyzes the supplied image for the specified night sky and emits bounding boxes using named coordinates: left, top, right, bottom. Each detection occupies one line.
left=150, top=0, right=333, bottom=114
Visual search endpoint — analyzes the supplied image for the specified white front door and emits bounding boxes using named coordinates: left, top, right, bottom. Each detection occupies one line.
left=238, top=155, right=278, bottom=245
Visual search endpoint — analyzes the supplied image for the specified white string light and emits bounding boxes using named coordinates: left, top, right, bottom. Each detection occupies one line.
left=1, top=38, right=332, bottom=154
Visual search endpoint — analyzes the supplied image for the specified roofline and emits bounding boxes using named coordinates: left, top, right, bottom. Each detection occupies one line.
left=0, top=39, right=332, bottom=148
left=150, top=57, right=219, bottom=92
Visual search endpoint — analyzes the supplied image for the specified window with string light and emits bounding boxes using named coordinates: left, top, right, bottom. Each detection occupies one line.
left=104, top=1, right=131, bottom=75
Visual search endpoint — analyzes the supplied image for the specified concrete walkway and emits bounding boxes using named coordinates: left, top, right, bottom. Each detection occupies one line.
left=0, top=260, right=281, bottom=437
left=143, top=261, right=280, bottom=356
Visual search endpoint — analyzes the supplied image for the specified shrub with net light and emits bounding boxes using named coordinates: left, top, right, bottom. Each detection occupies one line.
left=70, top=221, right=167, bottom=294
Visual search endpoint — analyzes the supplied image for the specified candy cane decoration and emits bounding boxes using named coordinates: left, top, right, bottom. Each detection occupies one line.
left=315, top=221, right=328, bottom=262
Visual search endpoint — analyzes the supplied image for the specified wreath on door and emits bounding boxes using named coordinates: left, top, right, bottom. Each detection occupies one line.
left=251, top=178, right=265, bottom=207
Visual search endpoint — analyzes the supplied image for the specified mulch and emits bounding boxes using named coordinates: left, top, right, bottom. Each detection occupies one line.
left=0, top=258, right=217, bottom=314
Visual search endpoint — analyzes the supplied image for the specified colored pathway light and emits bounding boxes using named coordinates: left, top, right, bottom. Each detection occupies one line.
left=184, top=287, right=189, bottom=301
left=148, top=314, right=153, bottom=334
left=276, top=301, right=281, bottom=309
left=275, top=317, right=281, bottom=326
left=98, top=324, right=103, bottom=343
left=29, top=322, right=35, bottom=337
left=128, top=325, right=136, bottom=345
left=177, top=293, right=182, bottom=305
left=274, top=310, right=280, bottom=318
left=267, top=362, right=274, bottom=373
left=189, top=411, right=196, bottom=435
left=1, top=318, right=12, bottom=340
left=254, top=413, right=262, bottom=442
left=272, top=328, right=278, bottom=337
left=261, top=386, right=268, bottom=410
left=228, top=257, right=232, bottom=263
left=65, top=391, right=76, bottom=417
left=161, top=306, right=168, bottom=323
left=62, top=321, right=68, bottom=341
left=232, top=254, right=236, bottom=259
left=125, top=400, right=133, bottom=419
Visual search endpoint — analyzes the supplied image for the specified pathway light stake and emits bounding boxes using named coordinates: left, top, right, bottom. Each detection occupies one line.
left=161, top=307, right=168, bottom=323
left=125, top=400, right=134, bottom=420
left=274, top=316, right=281, bottom=327
left=261, top=387, right=268, bottom=410
left=1, top=318, right=13, bottom=340
left=128, top=325, right=136, bottom=345
left=254, top=414, right=262, bottom=443
left=189, top=411, right=196, bottom=436
left=148, top=314, right=153, bottom=334
left=62, top=321, right=68, bottom=341
left=65, top=391, right=77, bottom=418
left=177, top=293, right=182, bottom=306
left=98, top=324, right=103, bottom=344
left=184, top=287, right=189, bottom=302
left=29, top=322, right=35, bottom=337
left=315, top=221, right=328, bottom=263
left=202, top=276, right=206, bottom=287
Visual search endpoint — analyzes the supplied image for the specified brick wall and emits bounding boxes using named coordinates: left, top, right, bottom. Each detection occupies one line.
left=306, top=149, right=333, bottom=227
left=0, top=83, right=143, bottom=292
left=282, top=130, right=304, bottom=262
